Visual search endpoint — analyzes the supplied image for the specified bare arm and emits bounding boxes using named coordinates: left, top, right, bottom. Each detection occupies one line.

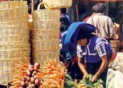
left=91, top=55, right=108, bottom=82
left=77, top=57, right=88, bottom=77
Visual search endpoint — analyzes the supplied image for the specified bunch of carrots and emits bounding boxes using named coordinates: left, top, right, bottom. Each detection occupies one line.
left=38, top=59, right=66, bottom=88
left=9, top=60, right=66, bottom=88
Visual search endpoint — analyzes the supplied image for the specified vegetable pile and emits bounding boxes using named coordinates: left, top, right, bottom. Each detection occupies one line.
left=9, top=60, right=66, bottom=88
left=64, top=74, right=76, bottom=88
left=10, top=62, right=41, bottom=88
left=77, top=74, right=104, bottom=88
left=39, top=60, right=66, bottom=88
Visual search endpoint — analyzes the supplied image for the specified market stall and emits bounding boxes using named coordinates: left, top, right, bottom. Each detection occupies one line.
left=0, top=0, right=123, bottom=88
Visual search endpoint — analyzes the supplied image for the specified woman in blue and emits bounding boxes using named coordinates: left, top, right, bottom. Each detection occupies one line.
left=76, top=29, right=112, bottom=84
left=63, top=22, right=114, bottom=87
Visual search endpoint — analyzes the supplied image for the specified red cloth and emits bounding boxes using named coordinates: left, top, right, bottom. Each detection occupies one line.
left=109, top=52, right=116, bottom=62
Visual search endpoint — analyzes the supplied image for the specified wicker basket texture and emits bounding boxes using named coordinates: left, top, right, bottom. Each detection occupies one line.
left=33, top=21, right=60, bottom=30
left=32, top=51, right=59, bottom=68
left=0, top=58, right=30, bottom=85
left=0, top=6, right=28, bottom=22
left=42, top=0, right=73, bottom=8
left=0, top=1, right=30, bottom=85
left=0, top=1, right=27, bottom=9
left=32, top=2, right=60, bottom=68
left=33, top=9, right=60, bottom=22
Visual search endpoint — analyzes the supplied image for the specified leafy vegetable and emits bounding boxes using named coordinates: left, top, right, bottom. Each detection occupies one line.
left=64, top=74, right=75, bottom=88
left=78, top=74, right=104, bottom=88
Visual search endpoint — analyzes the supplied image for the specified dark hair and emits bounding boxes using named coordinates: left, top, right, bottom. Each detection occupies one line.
left=92, top=3, right=106, bottom=13
left=60, top=16, right=70, bottom=32
left=60, top=8, right=67, bottom=14
left=77, top=28, right=94, bottom=41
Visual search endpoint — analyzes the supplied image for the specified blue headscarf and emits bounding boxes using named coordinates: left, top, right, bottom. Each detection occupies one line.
left=64, top=22, right=96, bottom=44
left=61, top=22, right=96, bottom=61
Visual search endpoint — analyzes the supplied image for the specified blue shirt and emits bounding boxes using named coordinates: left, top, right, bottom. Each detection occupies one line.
left=77, top=36, right=112, bottom=63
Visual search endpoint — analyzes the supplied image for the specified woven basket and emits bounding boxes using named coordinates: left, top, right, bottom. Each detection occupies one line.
left=0, top=6, right=28, bottom=22
left=0, top=58, right=30, bottom=85
left=32, top=2, right=60, bottom=22
left=0, top=49, right=30, bottom=59
left=0, top=35, right=29, bottom=43
left=0, top=59, right=18, bottom=85
left=0, top=21, right=28, bottom=27
left=32, top=29, right=59, bottom=38
left=32, top=40, right=59, bottom=52
left=32, top=51, right=59, bottom=69
left=0, top=44, right=30, bottom=51
left=33, top=21, right=60, bottom=30
left=0, top=42, right=29, bottom=45
left=32, top=34, right=60, bottom=40
left=0, top=1, right=27, bottom=9
left=0, top=26, right=29, bottom=36
left=42, top=0, right=73, bottom=8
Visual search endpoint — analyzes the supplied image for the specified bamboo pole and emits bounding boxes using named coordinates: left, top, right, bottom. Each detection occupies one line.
left=75, top=4, right=79, bottom=22
left=31, top=0, right=34, bottom=13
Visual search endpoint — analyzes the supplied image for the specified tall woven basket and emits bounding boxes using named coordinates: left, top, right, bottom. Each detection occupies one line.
left=42, top=0, right=73, bottom=8
left=0, top=1, right=30, bottom=85
left=0, top=59, right=30, bottom=85
left=32, top=3, right=60, bottom=68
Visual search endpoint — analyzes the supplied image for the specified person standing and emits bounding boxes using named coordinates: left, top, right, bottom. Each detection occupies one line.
left=86, top=3, right=115, bottom=41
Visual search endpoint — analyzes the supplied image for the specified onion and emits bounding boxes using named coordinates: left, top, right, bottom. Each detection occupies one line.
left=20, top=81, right=25, bottom=87
left=26, top=70, right=31, bottom=76
left=33, top=74, right=38, bottom=79
left=32, top=71, right=37, bottom=76
left=30, top=77, right=35, bottom=83
left=28, top=65, right=34, bottom=72
left=34, top=63, right=40, bottom=70
left=25, top=80, right=29, bottom=86
left=35, top=78, right=40, bottom=86
left=22, top=77, right=26, bottom=82
left=27, top=84, right=35, bottom=88
left=31, top=84, right=35, bottom=88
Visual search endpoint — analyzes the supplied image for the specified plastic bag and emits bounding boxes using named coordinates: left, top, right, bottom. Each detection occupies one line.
left=106, top=68, right=123, bottom=88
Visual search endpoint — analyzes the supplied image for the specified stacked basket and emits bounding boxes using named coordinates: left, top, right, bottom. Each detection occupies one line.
left=0, top=1, right=30, bottom=85
left=32, top=3, right=60, bottom=68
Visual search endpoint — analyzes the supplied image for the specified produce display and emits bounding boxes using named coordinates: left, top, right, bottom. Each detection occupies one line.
left=39, top=60, right=65, bottom=88
left=77, top=74, right=104, bottom=88
left=9, top=60, right=66, bottom=88
left=64, top=74, right=76, bottom=88
left=9, top=62, right=41, bottom=88
left=8, top=59, right=104, bottom=88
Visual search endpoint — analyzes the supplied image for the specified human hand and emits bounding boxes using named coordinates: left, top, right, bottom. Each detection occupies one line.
left=83, top=73, right=89, bottom=79
left=91, top=75, right=98, bottom=82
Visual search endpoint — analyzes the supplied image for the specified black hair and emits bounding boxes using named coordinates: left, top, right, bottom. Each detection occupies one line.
left=60, top=8, right=67, bottom=14
left=77, top=28, right=94, bottom=41
left=92, top=3, right=106, bottom=13
left=60, top=16, right=70, bottom=32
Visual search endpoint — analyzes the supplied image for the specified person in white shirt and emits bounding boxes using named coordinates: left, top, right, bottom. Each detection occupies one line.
left=86, top=3, right=115, bottom=41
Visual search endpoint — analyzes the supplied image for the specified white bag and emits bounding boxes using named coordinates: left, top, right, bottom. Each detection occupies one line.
left=114, top=70, right=123, bottom=88
left=106, top=68, right=123, bottom=88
